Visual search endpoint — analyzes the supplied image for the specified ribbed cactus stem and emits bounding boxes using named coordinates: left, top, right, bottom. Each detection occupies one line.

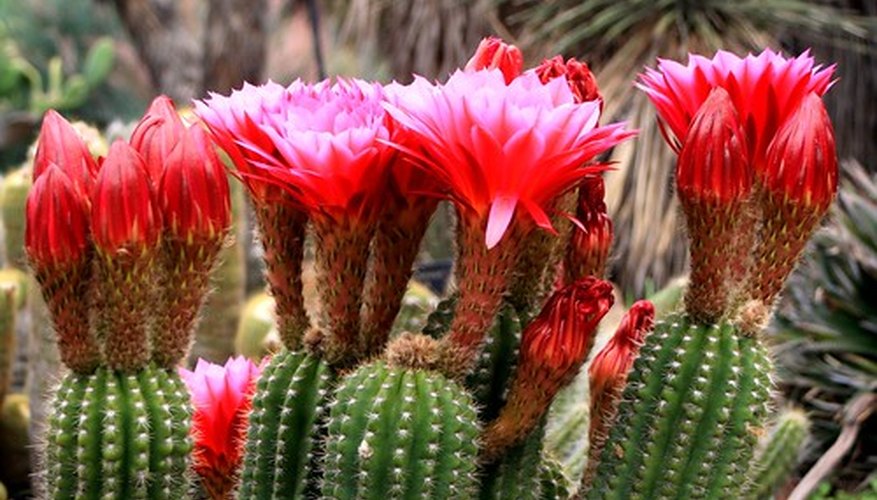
left=94, top=251, right=154, bottom=372
left=310, top=215, right=374, bottom=366
left=741, top=409, right=810, bottom=499
left=361, top=200, right=435, bottom=357
left=323, top=362, right=480, bottom=499
left=438, top=217, right=520, bottom=380
left=254, top=203, right=309, bottom=350
left=584, top=315, right=772, bottom=499
left=239, top=350, right=332, bottom=499
left=151, top=236, right=224, bottom=368
left=43, top=366, right=192, bottom=499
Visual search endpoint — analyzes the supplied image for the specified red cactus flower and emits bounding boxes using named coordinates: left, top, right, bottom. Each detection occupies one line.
left=159, top=126, right=231, bottom=241
left=464, top=36, right=524, bottom=83
left=638, top=49, right=834, bottom=167
left=130, top=95, right=187, bottom=183
left=25, top=164, right=90, bottom=267
left=386, top=69, right=632, bottom=249
left=91, top=140, right=161, bottom=255
left=33, top=110, right=99, bottom=202
left=639, top=50, right=838, bottom=313
left=386, top=69, right=632, bottom=377
left=180, top=356, right=264, bottom=500
left=536, top=55, right=602, bottom=105
left=482, top=277, right=615, bottom=460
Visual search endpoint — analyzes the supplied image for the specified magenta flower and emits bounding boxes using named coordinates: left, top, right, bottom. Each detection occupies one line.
left=180, top=356, right=264, bottom=499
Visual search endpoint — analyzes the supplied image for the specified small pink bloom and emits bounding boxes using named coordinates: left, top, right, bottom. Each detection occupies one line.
left=464, top=36, right=524, bottom=84
left=180, top=356, right=264, bottom=499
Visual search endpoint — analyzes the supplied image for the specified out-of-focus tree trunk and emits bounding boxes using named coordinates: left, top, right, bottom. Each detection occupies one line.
left=203, top=0, right=268, bottom=93
left=112, top=0, right=203, bottom=101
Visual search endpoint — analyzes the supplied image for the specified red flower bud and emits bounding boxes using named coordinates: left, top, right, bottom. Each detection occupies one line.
left=25, top=164, right=89, bottom=267
left=464, top=36, right=524, bottom=84
left=130, top=95, right=187, bottom=183
left=91, top=140, right=161, bottom=254
left=565, top=176, right=613, bottom=283
left=536, top=55, right=602, bottom=104
left=676, top=87, right=752, bottom=322
left=33, top=110, right=99, bottom=202
left=520, top=277, right=615, bottom=375
left=589, top=300, right=655, bottom=403
left=763, top=92, right=837, bottom=212
left=677, top=87, right=751, bottom=205
left=160, top=126, right=231, bottom=241
left=482, top=277, right=615, bottom=460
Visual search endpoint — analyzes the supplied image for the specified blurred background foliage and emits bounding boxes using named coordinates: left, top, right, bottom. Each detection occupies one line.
left=0, top=0, right=873, bottom=497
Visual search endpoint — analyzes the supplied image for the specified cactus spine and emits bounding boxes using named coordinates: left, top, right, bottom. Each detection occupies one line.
left=322, top=361, right=481, bottom=500
left=239, top=350, right=332, bottom=498
left=585, top=315, right=772, bottom=499
left=742, top=409, right=810, bottom=499
left=43, top=366, right=191, bottom=499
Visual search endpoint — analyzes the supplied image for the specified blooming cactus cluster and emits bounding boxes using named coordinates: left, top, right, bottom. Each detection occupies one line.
left=29, top=35, right=839, bottom=500
left=638, top=50, right=837, bottom=324
left=26, top=98, right=231, bottom=373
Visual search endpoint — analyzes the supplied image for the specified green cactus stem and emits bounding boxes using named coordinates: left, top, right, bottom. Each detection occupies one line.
left=0, top=166, right=31, bottom=271
left=42, top=366, right=192, bottom=499
left=584, top=314, right=772, bottom=499
left=467, top=304, right=521, bottom=422
left=239, top=350, right=332, bottom=499
left=741, top=408, right=810, bottom=500
left=322, top=361, right=481, bottom=500
left=481, top=423, right=571, bottom=500
left=0, top=286, right=15, bottom=407
left=234, top=292, right=278, bottom=361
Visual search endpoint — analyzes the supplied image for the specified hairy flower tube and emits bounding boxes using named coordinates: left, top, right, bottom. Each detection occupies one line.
left=180, top=356, right=263, bottom=499
left=198, top=79, right=394, bottom=366
left=386, top=68, right=634, bottom=378
left=638, top=49, right=838, bottom=317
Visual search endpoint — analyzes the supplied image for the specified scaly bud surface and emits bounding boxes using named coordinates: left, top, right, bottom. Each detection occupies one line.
left=33, top=110, right=99, bottom=202
left=130, top=95, right=187, bottom=183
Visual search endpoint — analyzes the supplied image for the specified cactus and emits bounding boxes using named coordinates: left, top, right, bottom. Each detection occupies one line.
left=0, top=393, right=29, bottom=497
left=0, top=286, right=15, bottom=408
left=322, top=361, right=481, bottom=500
left=235, top=292, right=279, bottom=360
left=239, top=350, right=333, bottom=498
left=43, top=366, right=192, bottom=499
left=481, top=424, right=572, bottom=500
left=584, top=315, right=772, bottom=499
left=0, top=166, right=30, bottom=270
left=742, top=409, right=810, bottom=500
